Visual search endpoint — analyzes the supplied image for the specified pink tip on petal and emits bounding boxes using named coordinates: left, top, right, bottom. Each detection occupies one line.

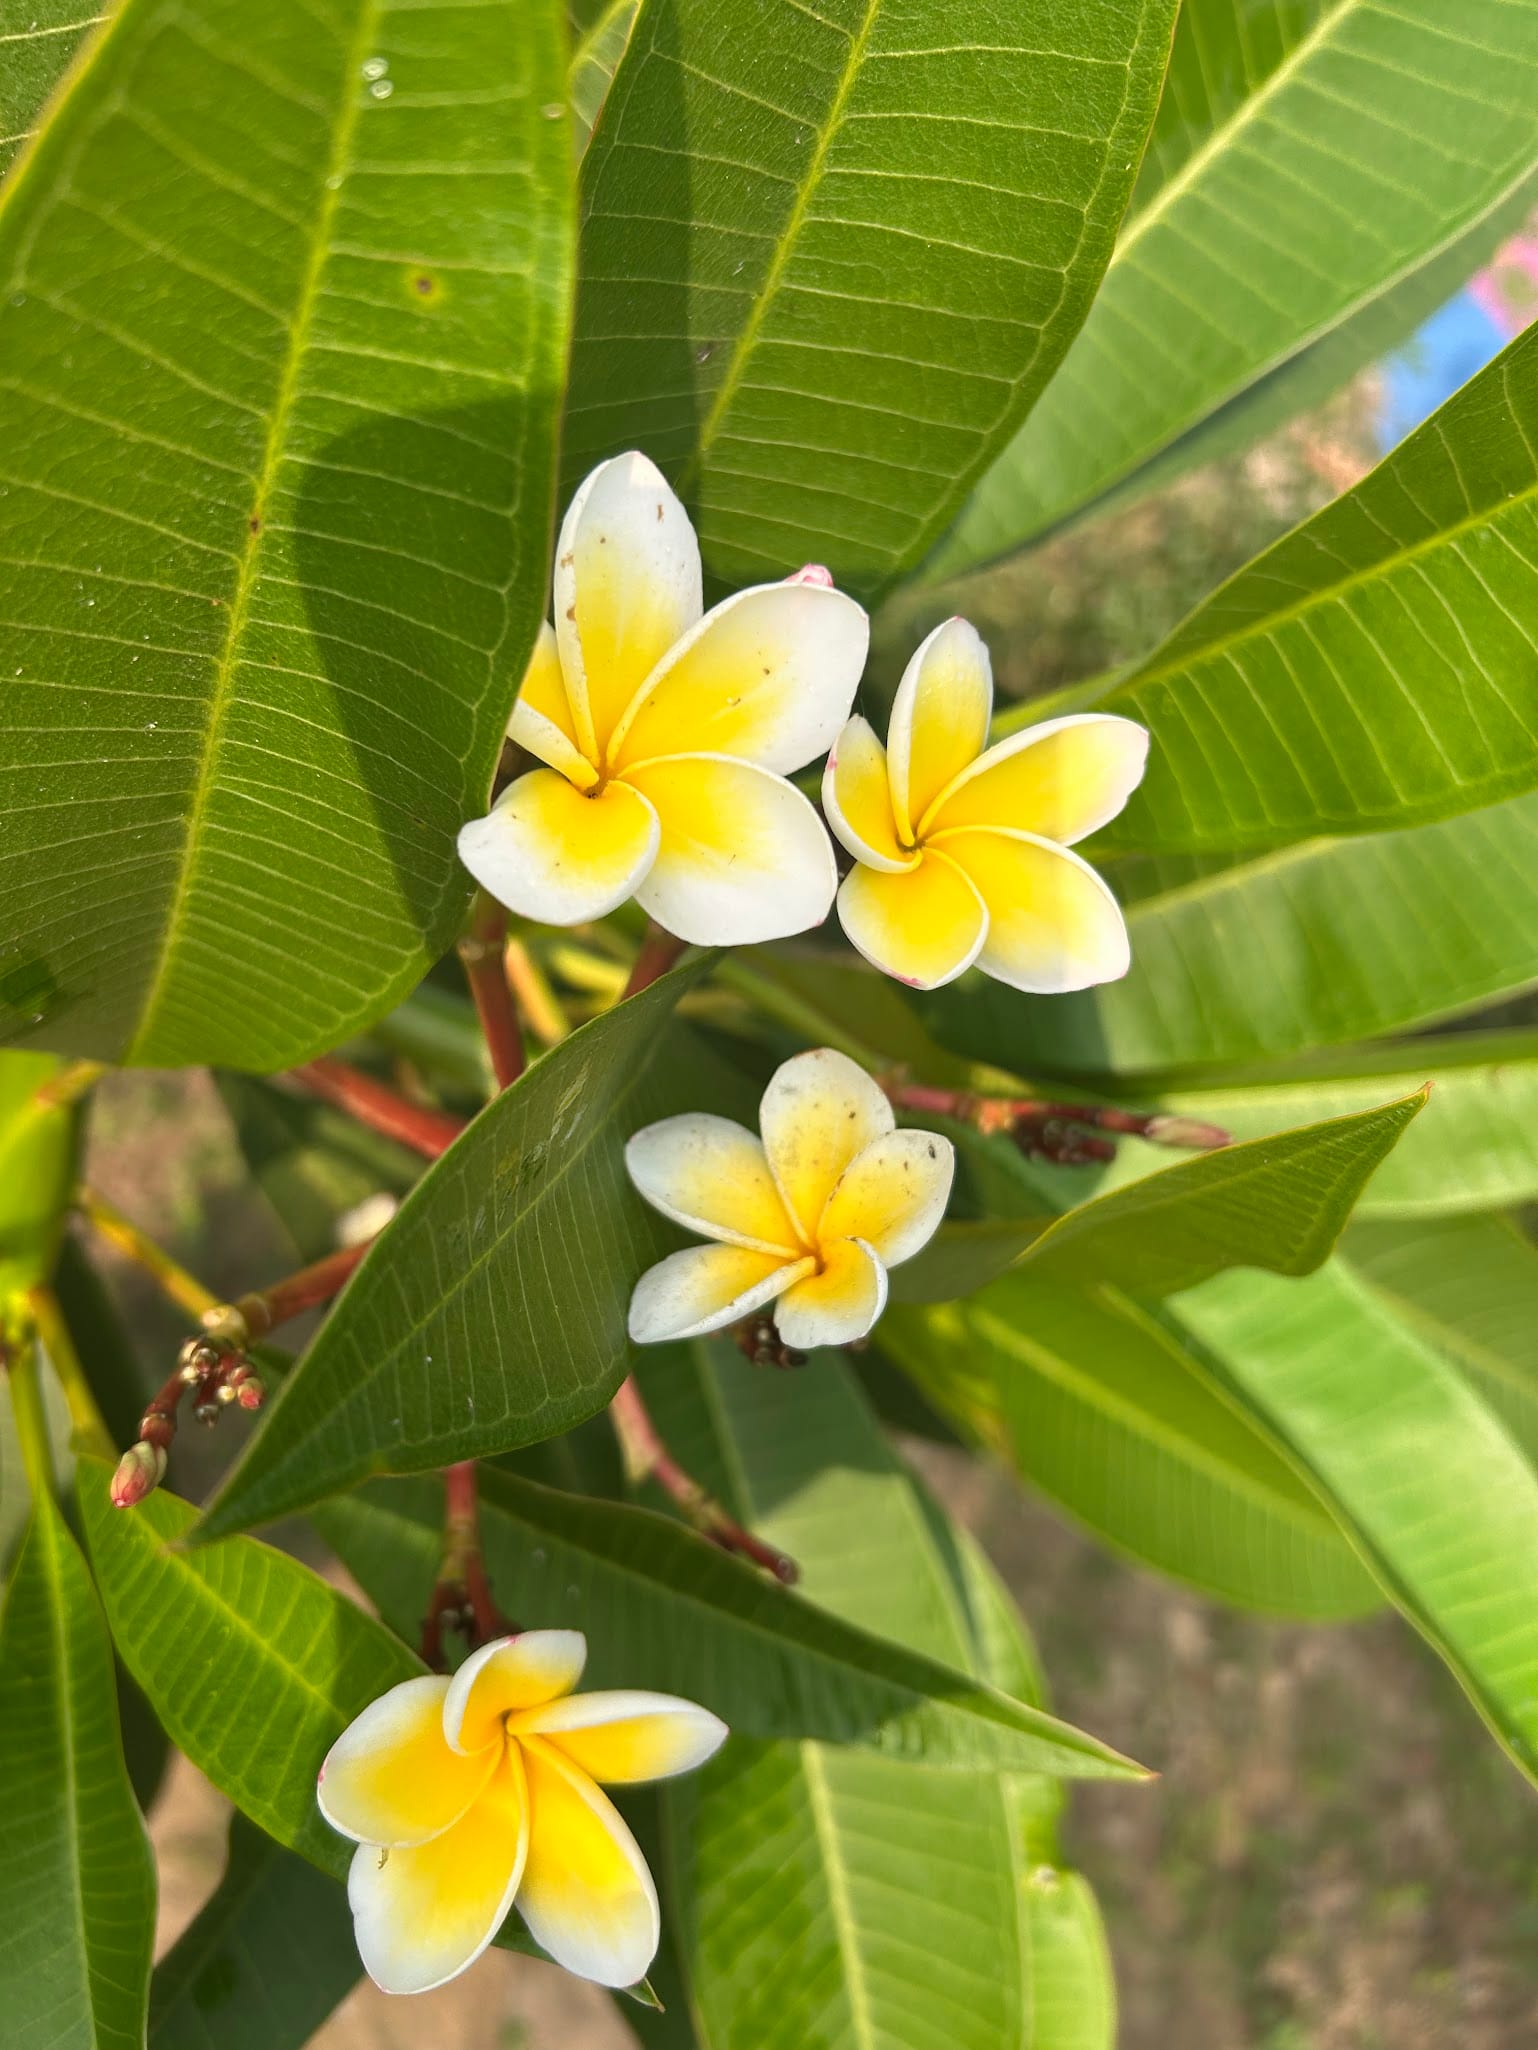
left=786, top=563, right=833, bottom=587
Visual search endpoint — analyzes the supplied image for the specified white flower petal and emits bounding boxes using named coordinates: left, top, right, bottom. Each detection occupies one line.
left=507, top=621, right=598, bottom=789
left=517, top=1737, right=661, bottom=1990
left=758, top=1047, right=894, bottom=1244
left=834, top=850, right=988, bottom=991
left=822, top=714, right=916, bottom=873
left=818, top=1128, right=955, bottom=1269
left=886, top=617, right=993, bottom=840
left=317, top=1675, right=494, bottom=1848
left=347, top=1746, right=529, bottom=1995
left=627, top=1242, right=811, bottom=1345
left=554, top=452, right=702, bottom=763
left=925, top=712, right=1150, bottom=844
left=458, top=767, right=659, bottom=926
left=775, top=1237, right=888, bottom=1350
left=935, top=826, right=1132, bottom=992
left=444, top=1630, right=589, bottom=1756
left=625, top=1113, right=803, bottom=1255
left=609, top=578, right=868, bottom=775
left=511, top=1690, right=728, bottom=1784
left=623, top=753, right=837, bottom=946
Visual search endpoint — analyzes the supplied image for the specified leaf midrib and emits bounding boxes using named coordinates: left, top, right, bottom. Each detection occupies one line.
left=124, top=0, right=382, bottom=1060
left=801, top=1744, right=879, bottom=2050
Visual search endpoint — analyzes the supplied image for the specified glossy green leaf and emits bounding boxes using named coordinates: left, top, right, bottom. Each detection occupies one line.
left=894, top=1090, right=1423, bottom=1301
left=0, top=1489, right=156, bottom=2050
left=879, top=1276, right=1378, bottom=1618
left=80, top=1464, right=419, bottom=1871
left=198, top=969, right=749, bottom=1540
left=1080, top=328, right=1538, bottom=852
left=930, top=0, right=1538, bottom=575
left=318, top=1457, right=1142, bottom=1779
left=0, top=0, right=572, bottom=1067
left=0, top=1051, right=77, bottom=1301
left=1345, top=1214, right=1538, bottom=1466
left=646, top=1345, right=1115, bottom=2050
left=0, top=0, right=103, bottom=179
left=149, top=1816, right=359, bottom=2050
left=921, top=790, right=1538, bottom=1076
left=1174, top=1260, right=1538, bottom=1787
left=569, top=0, right=637, bottom=157
left=564, top=0, right=1180, bottom=595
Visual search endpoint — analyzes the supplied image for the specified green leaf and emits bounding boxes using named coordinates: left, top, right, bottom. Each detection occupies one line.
left=564, top=0, right=1180, bottom=595
left=1082, top=328, right=1538, bottom=852
left=0, top=1489, right=156, bottom=2050
left=318, top=1456, right=1142, bottom=1778
left=921, top=790, right=1538, bottom=1075
left=569, top=0, right=637, bottom=158
left=0, top=0, right=103, bottom=180
left=894, top=1091, right=1424, bottom=1301
left=149, top=1816, right=359, bottom=2050
left=198, top=967, right=750, bottom=1540
left=878, top=1276, right=1379, bottom=1618
left=647, top=1346, right=1115, bottom=2050
left=1344, top=1214, right=1538, bottom=1465
left=80, top=1463, right=420, bottom=1871
left=1173, top=1260, right=1538, bottom=1788
left=929, top=0, right=1538, bottom=575
left=0, top=1051, right=77, bottom=1301
left=52, top=1233, right=153, bottom=1451
left=0, top=0, right=573, bottom=1067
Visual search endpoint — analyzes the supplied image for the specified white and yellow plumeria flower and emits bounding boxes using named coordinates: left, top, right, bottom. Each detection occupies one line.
left=458, top=452, right=869, bottom=945
left=823, top=617, right=1148, bottom=991
left=625, top=1048, right=953, bottom=1350
left=318, top=1630, right=726, bottom=1995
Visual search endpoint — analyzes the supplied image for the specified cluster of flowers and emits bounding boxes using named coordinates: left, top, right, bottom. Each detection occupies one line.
left=322, top=453, right=1149, bottom=2000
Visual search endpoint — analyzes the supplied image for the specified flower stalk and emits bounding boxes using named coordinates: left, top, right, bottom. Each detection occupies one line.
left=882, top=1080, right=1231, bottom=1163
left=622, top=920, right=687, bottom=999
left=458, top=889, right=525, bottom=1091
left=419, top=1460, right=510, bottom=1669
left=286, top=1056, right=465, bottom=1159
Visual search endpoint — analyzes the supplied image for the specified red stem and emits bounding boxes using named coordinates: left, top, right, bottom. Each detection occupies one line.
left=885, top=1081, right=1229, bottom=1152
left=287, top=1057, right=465, bottom=1160
left=609, top=1375, right=798, bottom=1584
left=622, top=921, right=686, bottom=999
left=236, top=1240, right=371, bottom=1339
left=459, top=892, right=525, bottom=1090
left=421, top=1459, right=509, bottom=1668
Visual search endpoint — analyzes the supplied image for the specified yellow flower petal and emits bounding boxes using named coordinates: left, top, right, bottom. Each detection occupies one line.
left=516, top=1736, right=660, bottom=1989
left=886, top=617, right=992, bottom=840
left=510, top=1690, right=728, bottom=1785
left=625, top=1113, right=803, bottom=1254
left=775, top=1237, right=887, bottom=1351
left=607, top=579, right=867, bottom=776
left=622, top=753, right=837, bottom=945
left=445, top=1631, right=589, bottom=1756
left=627, top=1242, right=812, bottom=1346
left=507, top=622, right=597, bottom=791
left=457, top=767, right=659, bottom=926
left=822, top=714, right=916, bottom=873
left=818, top=1129, right=955, bottom=1269
left=347, top=1745, right=529, bottom=1995
left=554, top=452, right=702, bottom=762
left=758, top=1046, right=893, bottom=1243
left=835, top=848, right=987, bottom=990
left=935, top=826, right=1131, bottom=992
left=318, top=1675, right=496, bottom=1848
left=924, top=712, right=1149, bottom=843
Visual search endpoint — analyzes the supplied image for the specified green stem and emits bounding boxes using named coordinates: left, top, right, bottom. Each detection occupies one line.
left=77, top=1187, right=220, bottom=1322
left=7, top=1334, right=55, bottom=1503
left=712, top=956, right=881, bottom=1069
left=27, top=1287, right=114, bottom=1462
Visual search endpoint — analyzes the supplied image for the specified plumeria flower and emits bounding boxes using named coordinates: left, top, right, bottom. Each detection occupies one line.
left=625, top=1047, right=954, bottom=1350
left=823, top=617, right=1148, bottom=991
left=458, top=452, right=869, bottom=944
left=318, top=1630, right=726, bottom=1995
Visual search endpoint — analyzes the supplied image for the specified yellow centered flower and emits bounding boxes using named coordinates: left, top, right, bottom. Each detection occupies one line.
left=823, top=617, right=1149, bottom=991
left=625, top=1047, right=954, bottom=1349
left=458, top=452, right=869, bottom=944
left=317, top=1630, right=726, bottom=1995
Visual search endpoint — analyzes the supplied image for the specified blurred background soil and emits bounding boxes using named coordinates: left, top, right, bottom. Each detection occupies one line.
left=85, top=373, right=1538, bottom=2050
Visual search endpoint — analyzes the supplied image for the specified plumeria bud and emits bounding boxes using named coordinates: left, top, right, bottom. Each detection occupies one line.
left=201, top=1303, right=251, bottom=1348
left=785, top=562, right=833, bottom=586
left=1142, top=1114, right=1232, bottom=1151
left=235, top=1373, right=266, bottom=1411
left=111, top=1440, right=167, bottom=1508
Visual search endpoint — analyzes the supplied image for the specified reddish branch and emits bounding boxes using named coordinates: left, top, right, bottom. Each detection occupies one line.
left=287, top=1056, right=465, bottom=1159
left=458, top=891, right=525, bottom=1090
left=884, top=1080, right=1230, bottom=1166
left=420, top=1460, right=513, bottom=1669
left=609, top=1375, right=798, bottom=1584
left=622, top=921, right=686, bottom=999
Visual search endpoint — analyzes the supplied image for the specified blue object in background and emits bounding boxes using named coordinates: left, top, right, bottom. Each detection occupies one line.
left=1375, top=290, right=1507, bottom=454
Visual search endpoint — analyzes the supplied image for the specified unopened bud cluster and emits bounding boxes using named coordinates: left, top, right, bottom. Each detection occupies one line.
left=110, top=1323, right=266, bottom=1509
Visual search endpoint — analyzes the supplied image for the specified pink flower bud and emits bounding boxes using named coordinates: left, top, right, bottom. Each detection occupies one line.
left=785, top=563, right=833, bottom=587
left=1143, top=1114, right=1232, bottom=1151
left=110, top=1441, right=167, bottom=1508
left=236, top=1374, right=266, bottom=1411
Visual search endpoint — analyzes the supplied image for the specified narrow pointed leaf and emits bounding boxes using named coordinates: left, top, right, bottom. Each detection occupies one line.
left=198, top=967, right=740, bottom=1539
left=318, top=1459, right=1142, bottom=1779
left=0, top=1491, right=156, bottom=2050
left=80, top=1465, right=420, bottom=1872
left=1173, top=1260, right=1538, bottom=1788
left=931, top=0, right=1538, bottom=574
left=894, top=1091, right=1424, bottom=1302
left=879, top=1277, right=1378, bottom=1618
left=922, top=790, right=1538, bottom=1075
left=149, top=1816, right=359, bottom=2050
left=565, top=0, right=1180, bottom=594
left=0, top=0, right=572, bottom=1066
